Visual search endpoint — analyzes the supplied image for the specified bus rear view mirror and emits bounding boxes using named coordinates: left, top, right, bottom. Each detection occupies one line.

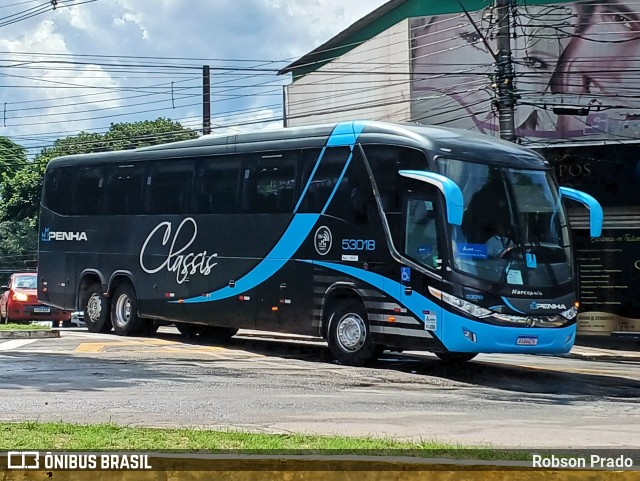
left=559, top=187, right=603, bottom=238
left=398, top=170, right=463, bottom=225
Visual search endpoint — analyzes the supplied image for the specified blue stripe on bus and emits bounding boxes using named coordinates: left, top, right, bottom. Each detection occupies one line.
left=180, top=214, right=320, bottom=303
left=177, top=121, right=367, bottom=305
left=321, top=150, right=353, bottom=215
left=326, top=121, right=367, bottom=147
left=501, top=296, right=526, bottom=314
left=295, top=121, right=367, bottom=213
left=294, top=146, right=327, bottom=214
left=304, top=260, right=441, bottom=322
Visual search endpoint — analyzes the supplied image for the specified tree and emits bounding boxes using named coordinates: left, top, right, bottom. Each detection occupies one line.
left=0, top=164, right=45, bottom=226
left=0, top=218, right=38, bottom=284
left=104, top=118, right=197, bottom=150
left=0, top=136, right=27, bottom=177
left=34, top=118, right=197, bottom=164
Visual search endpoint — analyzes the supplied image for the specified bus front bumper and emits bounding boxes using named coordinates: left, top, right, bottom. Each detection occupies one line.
left=440, top=311, right=576, bottom=354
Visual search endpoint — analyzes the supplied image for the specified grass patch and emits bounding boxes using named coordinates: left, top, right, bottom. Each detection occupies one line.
left=0, top=422, right=528, bottom=460
left=0, top=322, right=49, bottom=330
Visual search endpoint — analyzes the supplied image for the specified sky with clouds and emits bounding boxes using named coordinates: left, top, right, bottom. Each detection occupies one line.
left=0, top=0, right=388, bottom=155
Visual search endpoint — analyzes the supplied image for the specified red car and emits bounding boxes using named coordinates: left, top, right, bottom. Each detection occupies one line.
left=0, top=272, right=71, bottom=325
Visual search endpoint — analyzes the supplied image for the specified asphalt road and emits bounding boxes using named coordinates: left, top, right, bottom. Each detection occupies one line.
left=1, top=327, right=639, bottom=448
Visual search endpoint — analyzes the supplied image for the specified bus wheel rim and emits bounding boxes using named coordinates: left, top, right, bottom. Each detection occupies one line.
left=86, top=294, right=102, bottom=322
left=114, top=294, right=131, bottom=328
left=336, top=313, right=366, bottom=352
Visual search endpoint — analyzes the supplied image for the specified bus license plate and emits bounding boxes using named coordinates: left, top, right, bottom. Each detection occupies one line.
left=516, top=336, right=538, bottom=346
left=34, top=307, right=50, bottom=313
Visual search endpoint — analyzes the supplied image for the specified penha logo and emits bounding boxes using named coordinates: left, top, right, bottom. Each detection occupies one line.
left=530, top=302, right=566, bottom=310
left=41, top=228, right=87, bottom=242
left=314, top=226, right=332, bottom=256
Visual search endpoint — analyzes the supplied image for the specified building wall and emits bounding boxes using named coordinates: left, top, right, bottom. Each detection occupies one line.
left=285, top=20, right=411, bottom=127
left=286, top=0, right=640, bottom=143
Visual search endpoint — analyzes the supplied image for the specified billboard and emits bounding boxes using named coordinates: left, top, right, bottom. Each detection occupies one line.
left=410, top=0, right=640, bottom=143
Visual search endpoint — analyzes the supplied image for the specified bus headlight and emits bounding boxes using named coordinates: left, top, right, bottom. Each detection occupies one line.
left=429, top=287, right=492, bottom=319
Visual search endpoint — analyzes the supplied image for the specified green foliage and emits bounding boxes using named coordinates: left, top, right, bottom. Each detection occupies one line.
left=0, top=136, right=27, bottom=176
left=35, top=118, right=197, bottom=164
left=0, top=218, right=38, bottom=283
left=104, top=118, right=197, bottom=150
left=0, top=165, right=45, bottom=224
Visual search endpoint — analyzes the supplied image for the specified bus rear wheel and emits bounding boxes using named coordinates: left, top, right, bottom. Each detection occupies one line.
left=327, top=301, right=380, bottom=366
left=111, top=283, right=147, bottom=336
left=435, top=352, right=477, bottom=364
left=83, top=283, right=111, bottom=333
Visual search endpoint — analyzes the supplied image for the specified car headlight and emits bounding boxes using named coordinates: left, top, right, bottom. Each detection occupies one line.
left=428, top=287, right=492, bottom=318
left=12, top=292, right=29, bottom=302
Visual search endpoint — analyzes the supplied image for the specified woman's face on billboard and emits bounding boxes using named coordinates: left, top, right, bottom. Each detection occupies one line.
left=553, top=1, right=640, bottom=97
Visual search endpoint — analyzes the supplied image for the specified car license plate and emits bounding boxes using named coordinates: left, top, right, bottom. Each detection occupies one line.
left=34, top=306, right=51, bottom=313
left=516, top=336, right=538, bottom=346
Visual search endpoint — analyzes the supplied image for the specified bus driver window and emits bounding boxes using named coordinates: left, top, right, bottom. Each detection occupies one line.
left=405, top=198, right=440, bottom=269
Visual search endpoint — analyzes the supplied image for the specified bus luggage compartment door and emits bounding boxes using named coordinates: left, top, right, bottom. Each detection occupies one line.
left=255, top=261, right=312, bottom=335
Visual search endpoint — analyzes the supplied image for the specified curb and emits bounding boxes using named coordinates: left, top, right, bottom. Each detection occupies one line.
left=564, top=351, right=640, bottom=362
left=0, top=329, right=60, bottom=339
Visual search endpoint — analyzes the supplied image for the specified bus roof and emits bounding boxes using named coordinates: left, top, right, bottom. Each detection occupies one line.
left=45, top=121, right=547, bottom=170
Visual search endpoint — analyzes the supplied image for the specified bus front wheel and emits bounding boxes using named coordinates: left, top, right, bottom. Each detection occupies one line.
left=83, top=284, right=111, bottom=333
left=111, top=283, right=147, bottom=336
left=327, top=301, right=380, bottom=366
left=435, top=352, right=477, bottom=364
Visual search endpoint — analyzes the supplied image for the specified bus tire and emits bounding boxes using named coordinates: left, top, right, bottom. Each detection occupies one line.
left=327, top=301, right=379, bottom=366
left=83, top=283, right=111, bottom=333
left=435, top=352, right=477, bottom=364
left=111, top=283, right=146, bottom=336
left=200, top=326, right=238, bottom=345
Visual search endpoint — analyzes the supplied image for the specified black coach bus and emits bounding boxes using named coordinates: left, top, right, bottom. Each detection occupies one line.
left=38, top=121, right=602, bottom=364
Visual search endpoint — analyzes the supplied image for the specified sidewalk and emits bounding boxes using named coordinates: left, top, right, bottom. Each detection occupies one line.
left=567, top=344, right=640, bottom=362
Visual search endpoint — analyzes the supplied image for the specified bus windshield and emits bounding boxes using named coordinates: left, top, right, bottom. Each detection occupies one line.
left=437, top=158, right=572, bottom=287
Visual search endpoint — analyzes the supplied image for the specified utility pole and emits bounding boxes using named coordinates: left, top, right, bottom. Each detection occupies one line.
left=203, top=65, right=211, bottom=135
left=495, top=0, right=516, bottom=142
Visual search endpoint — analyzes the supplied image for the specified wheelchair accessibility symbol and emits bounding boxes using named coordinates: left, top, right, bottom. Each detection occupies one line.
left=401, top=267, right=411, bottom=282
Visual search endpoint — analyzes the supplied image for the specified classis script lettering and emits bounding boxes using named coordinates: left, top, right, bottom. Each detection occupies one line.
left=139, top=218, right=218, bottom=284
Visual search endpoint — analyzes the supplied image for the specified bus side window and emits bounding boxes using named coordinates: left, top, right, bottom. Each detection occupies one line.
left=71, top=165, right=105, bottom=215
left=404, top=195, right=441, bottom=270
left=297, top=147, right=350, bottom=214
left=104, top=163, right=145, bottom=215
left=242, top=152, right=298, bottom=214
left=145, top=159, right=195, bottom=215
left=43, top=167, right=73, bottom=215
left=195, top=155, right=242, bottom=214
left=324, top=148, right=373, bottom=226
left=362, top=145, right=429, bottom=248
